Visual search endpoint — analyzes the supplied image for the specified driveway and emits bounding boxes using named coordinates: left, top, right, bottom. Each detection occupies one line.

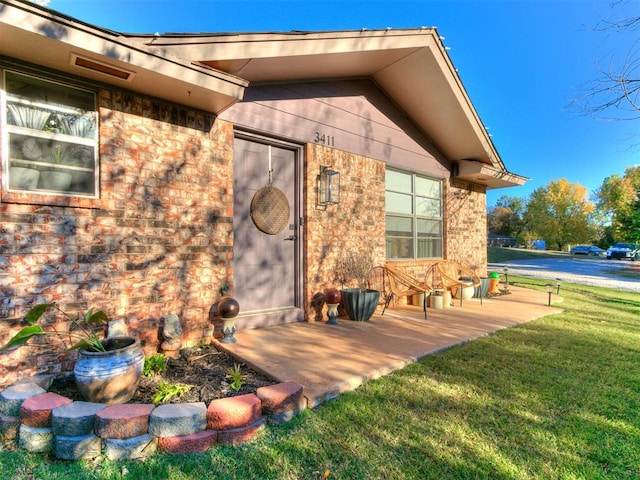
left=489, top=257, right=640, bottom=292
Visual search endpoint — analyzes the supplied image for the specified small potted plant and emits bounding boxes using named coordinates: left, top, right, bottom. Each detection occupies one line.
left=40, top=144, right=73, bottom=191
left=1, top=303, right=144, bottom=405
left=334, top=251, right=380, bottom=321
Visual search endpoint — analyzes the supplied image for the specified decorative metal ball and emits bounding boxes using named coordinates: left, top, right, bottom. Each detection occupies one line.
left=324, top=288, right=341, bottom=304
left=217, top=296, right=240, bottom=319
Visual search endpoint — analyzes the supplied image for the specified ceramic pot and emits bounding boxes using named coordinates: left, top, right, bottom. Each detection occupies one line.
left=40, top=171, right=72, bottom=191
left=9, top=166, right=40, bottom=190
left=341, top=288, right=381, bottom=321
left=74, top=336, right=144, bottom=405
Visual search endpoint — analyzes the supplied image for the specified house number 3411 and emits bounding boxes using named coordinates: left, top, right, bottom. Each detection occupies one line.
left=313, top=131, right=335, bottom=147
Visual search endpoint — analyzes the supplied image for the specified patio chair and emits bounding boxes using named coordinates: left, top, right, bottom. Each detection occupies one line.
left=434, top=260, right=481, bottom=307
left=382, top=264, right=432, bottom=319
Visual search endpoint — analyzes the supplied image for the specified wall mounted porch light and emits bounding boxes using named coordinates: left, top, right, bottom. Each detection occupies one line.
left=318, top=166, right=340, bottom=206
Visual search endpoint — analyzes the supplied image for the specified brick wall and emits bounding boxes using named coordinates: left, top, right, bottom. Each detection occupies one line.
left=303, top=144, right=386, bottom=318
left=445, top=179, right=488, bottom=277
left=0, top=88, right=235, bottom=387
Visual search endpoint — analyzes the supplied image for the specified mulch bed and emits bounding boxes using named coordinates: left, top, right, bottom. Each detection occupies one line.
left=49, top=344, right=278, bottom=405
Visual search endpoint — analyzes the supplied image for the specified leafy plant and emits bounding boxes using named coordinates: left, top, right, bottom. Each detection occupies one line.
left=1, top=303, right=109, bottom=352
left=152, top=381, right=192, bottom=404
left=226, top=363, right=245, bottom=391
left=50, top=144, right=69, bottom=164
left=143, top=353, right=167, bottom=377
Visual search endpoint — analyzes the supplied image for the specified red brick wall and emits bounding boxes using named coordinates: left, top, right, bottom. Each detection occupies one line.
left=0, top=88, right=235, bottom=387
left=444, top=179, right=488, bottom=277
left=303, top=144, right=386, bottom=318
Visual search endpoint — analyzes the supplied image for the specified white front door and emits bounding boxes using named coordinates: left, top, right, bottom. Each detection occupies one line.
left=233, top=135, right=302, bottom=325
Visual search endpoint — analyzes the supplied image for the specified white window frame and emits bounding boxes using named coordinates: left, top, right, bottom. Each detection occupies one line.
left=2, top=70, right=99, bottom=198
left=385, top=168, right=443, bottom=259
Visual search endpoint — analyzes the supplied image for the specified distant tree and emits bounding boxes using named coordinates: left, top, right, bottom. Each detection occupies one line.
left=524, top=179, right=597, bottom=250
left=572, top=4, right=640, bottom=122
left=487, top=195, right=526, bottom=240
left=594, top=165, right=640, bottom=240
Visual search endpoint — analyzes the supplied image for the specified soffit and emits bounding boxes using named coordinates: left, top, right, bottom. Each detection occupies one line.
left=0, top=0, right=246, bottom=112
left=140, top=30, right=509, bottom=176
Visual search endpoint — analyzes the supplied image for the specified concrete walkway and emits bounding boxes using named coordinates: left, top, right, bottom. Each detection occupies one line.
left=217, top=286, right=563, bottom=408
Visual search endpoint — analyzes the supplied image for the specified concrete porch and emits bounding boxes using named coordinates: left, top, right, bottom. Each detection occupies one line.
left=217, top=286, right=563, bottom=408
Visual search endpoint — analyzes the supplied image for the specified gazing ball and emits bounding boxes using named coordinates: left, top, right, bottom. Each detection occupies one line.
left=324, top=288, right=341, bottom=304
left=218, top=297, right=240, bottom=319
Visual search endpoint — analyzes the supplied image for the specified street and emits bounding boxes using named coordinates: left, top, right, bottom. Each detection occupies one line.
left=488, top=257, right=640, bottom=293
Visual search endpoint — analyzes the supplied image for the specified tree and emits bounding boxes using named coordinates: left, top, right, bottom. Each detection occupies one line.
left=594, top=165, right=640, bottom=240
left=573, top=4, right=640, bottom=121
left=523, top=179, right=597, bottom=250
left=487, top=195, right=526, bottom=240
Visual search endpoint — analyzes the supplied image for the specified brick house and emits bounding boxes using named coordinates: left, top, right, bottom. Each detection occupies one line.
left=0, top=0, right=526, bottom=387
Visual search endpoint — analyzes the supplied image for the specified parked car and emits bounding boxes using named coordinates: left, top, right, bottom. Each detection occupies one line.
left=606, top=242, right=639, bottom=260
left=570, top=245, right=606, bottom=257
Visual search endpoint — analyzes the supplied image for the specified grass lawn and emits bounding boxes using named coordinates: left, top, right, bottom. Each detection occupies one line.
left=2, top=270, right=640, bottom=478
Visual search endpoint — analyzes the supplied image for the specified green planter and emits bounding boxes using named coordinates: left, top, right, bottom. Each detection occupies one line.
left=341, top=288, right=381, bottom=321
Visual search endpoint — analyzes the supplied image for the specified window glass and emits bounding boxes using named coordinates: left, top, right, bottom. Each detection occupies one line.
left=3, top=71, right=98, bottom=197
left=386, top=169, right=412, bottom=192
left=386, top=191, right=413, bottom=214
left=385, top=169, right=442, bottom=259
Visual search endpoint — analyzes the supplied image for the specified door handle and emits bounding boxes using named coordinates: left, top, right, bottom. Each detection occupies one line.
left=284, top=235, right=297, bottom=241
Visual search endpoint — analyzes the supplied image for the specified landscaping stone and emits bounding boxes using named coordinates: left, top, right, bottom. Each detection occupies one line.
left=18, top=424, right=53, bottom=453
left=0, top=383, right=47, bottom=416
left=20, top=393, right=72, bottom=428
left=95, top=404, right=156, bottom=439
left=54, top=433, right=102, bottom=460
left=157, top=429, right=218, bottom=454
left=14, top=374, right=55, bottom=391
left=257, top=382, right=306, bottom=424
left=148, top=402, right=207, bottom=438
left=217, top=418, right=265, bottom=445
left=0, top=413, right=20, bottom=441
left=52, top=401, right=107, bottom=437
left=103, top=434, right=157, bottom=460
left=206, top=394, right=261, bottom=430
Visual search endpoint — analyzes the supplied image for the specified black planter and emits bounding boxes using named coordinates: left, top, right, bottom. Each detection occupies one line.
left=341, top=288, right=381, bottom=321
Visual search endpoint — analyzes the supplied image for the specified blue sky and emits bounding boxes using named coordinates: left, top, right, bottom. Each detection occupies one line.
left=45, top=0, right=639, bottom=207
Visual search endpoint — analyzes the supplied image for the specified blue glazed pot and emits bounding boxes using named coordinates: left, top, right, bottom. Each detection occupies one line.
left=341, top=288, right=381, bottom=321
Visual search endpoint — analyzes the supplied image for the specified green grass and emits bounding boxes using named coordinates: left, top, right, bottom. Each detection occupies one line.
left=2, top=276, right=640, bottom=479
left=488, top=246, right=566, bottom=263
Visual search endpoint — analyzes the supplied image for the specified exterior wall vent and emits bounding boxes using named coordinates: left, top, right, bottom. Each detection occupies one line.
left=70, top=54, right=136, bottom=81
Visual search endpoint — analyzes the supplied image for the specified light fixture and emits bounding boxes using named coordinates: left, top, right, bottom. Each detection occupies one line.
left=555, top=278, right=562, bottom=295
left=318, top=166, right=340, bottom=206
left=502, top=267, right=509, bottom=293
left=546, top=284, right=554, bottom=306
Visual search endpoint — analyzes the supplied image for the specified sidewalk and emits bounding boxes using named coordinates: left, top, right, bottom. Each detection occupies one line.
left=217, top=286, right=563, bottom=408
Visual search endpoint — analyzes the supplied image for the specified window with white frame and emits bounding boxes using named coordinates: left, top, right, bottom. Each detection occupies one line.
left=3, top=70, right=98, bottom=197
left=385, top=169, right=443, bottom=259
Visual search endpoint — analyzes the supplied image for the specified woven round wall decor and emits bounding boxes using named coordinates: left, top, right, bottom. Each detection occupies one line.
left=250, top=185, right=290, bottom=235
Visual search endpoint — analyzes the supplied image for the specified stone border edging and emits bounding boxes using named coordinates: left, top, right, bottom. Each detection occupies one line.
left=0, top=378, right=305, bottom=460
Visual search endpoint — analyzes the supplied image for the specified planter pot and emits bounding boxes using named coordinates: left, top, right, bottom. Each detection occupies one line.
left=9, top=166, right=40, bottom=190
left=474, top=278, right=491, bottom=299
left=40, top=171, right=72, bottom=191
left=429, top=294, right=444, bottom=309
left=452, top=284, right=475, bottom=300
left=341, top=288, right=381, bottom=321
left=74, top=336, right=144, bottom=405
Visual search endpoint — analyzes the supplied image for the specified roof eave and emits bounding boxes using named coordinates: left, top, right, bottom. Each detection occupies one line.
left=0, top=0, right=247, bottom=113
